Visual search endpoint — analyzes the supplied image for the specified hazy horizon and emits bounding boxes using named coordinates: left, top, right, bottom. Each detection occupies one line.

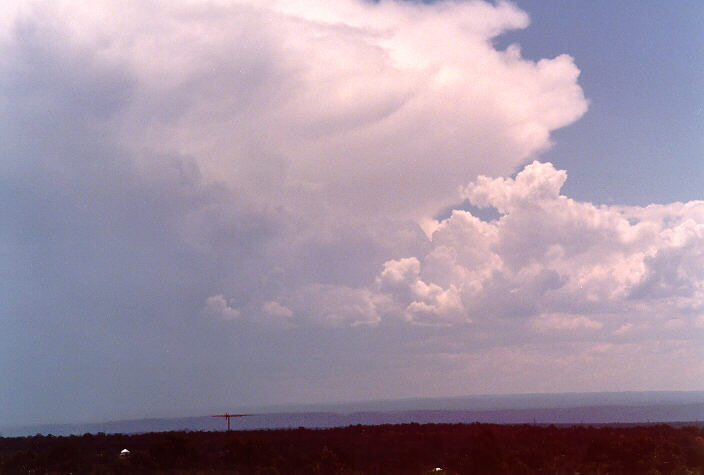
left=5, top=390, right=704, bottom=433
left=4, top=390, right=704, bottom=438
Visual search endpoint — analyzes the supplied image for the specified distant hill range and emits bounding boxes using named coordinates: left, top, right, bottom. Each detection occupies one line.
left=4, top=391, right=704, bottom=437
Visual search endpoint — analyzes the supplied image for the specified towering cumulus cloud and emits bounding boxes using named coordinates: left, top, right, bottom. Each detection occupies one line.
left=6, top=0, right=699, bottom=424
left=371, top=161, right=704, bottom=327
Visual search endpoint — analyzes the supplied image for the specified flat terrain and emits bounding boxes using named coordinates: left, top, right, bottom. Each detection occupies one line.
left=2, top=423, right=704, bottom=473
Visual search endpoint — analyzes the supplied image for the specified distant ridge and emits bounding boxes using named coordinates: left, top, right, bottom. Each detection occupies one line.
left=4, top=391, right=704, bottom=437
left=260, top=391, right=704, bottom=414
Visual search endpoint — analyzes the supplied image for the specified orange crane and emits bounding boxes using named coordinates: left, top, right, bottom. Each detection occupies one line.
left=211, top=412, right=250, bottom=431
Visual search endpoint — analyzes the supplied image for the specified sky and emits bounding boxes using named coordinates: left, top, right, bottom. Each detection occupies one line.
left=1, top=0, right=703, bottom=428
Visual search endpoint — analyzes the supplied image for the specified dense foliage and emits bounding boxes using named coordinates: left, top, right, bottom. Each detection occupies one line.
left=2, top=423, right=704, bottom=473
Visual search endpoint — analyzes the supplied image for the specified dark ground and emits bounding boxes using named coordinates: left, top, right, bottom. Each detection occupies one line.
left=2, top=422, right=704, bottom=474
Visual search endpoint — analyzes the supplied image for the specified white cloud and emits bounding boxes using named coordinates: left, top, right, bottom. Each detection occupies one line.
left=285, top=284, right=388, bottom=327
left=203, top=294, right=241, bottom=321
left=377, top=257, right=421, bottom=290
left=377, top=257, right=466, bottom=324
left=271, top=161, right=704, bottom=336
left=0, top=0, right=587, bottom=222
left=613, top=323, right=634, bottom=335
left=533, top=313, right=602, bottom=331
left=262, top=300, right=293, bottom=318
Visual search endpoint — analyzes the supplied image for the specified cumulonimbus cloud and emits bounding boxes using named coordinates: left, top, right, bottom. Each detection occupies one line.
left=3, top=0, right=704, bottom=423
left=8, top=0, right=698, bottom=335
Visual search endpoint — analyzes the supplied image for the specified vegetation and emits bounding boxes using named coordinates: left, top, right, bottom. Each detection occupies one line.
left=2, top=422, right=704, bottom=473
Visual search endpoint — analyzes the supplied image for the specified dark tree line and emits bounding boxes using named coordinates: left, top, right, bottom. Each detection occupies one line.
left=2, top=422, right=704, bottom=473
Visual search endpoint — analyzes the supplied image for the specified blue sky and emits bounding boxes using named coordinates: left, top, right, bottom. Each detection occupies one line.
left=504, top=0, right=704, bottom=205
left=1, top=0, right=703, bottom=428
